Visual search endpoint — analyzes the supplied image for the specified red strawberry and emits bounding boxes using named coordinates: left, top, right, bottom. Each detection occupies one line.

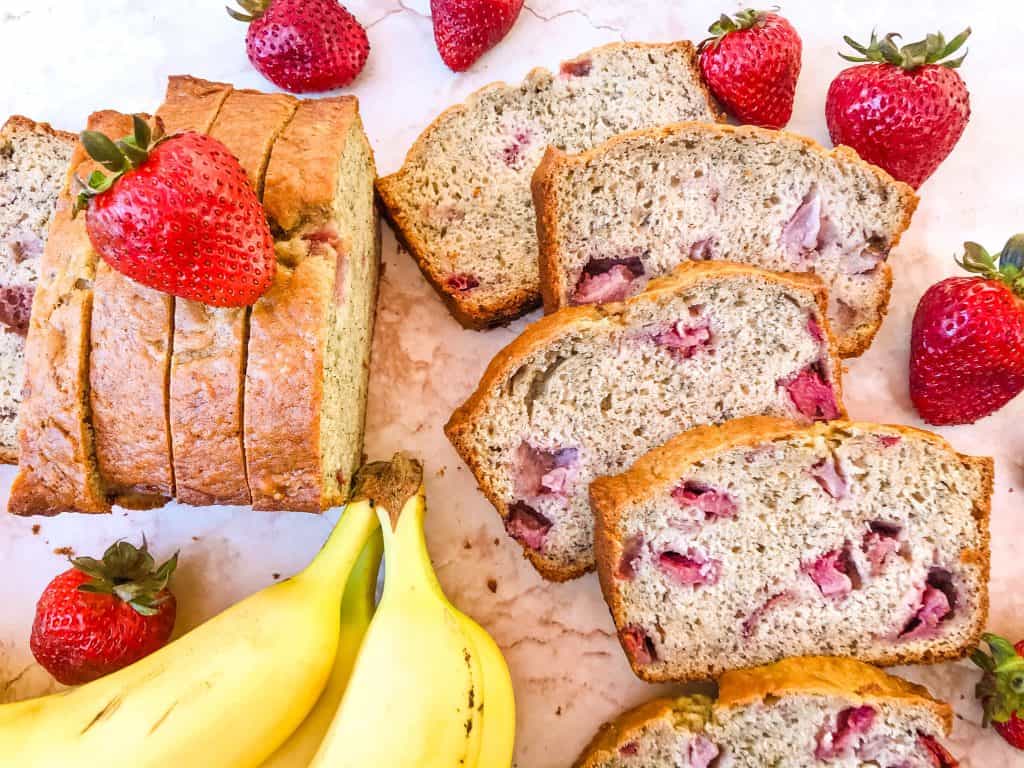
left=74, top=116, right=275, bottom=307
left=430, top=0, right=524, bottom=72
left=826, top=28, right=971, bottom=188
left=228, top=0, right=369, bottom=93
left=972, top=633, right=1024, bottom=750
left=698, top=9, right=802, bottom=129
left=30, top=540, right=178, bottom=686
left=909, top=236, right=1024, bottom=425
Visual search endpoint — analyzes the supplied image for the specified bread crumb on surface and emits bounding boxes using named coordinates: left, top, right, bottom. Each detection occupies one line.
left=31, top=524, right=40, bottom=535
left=52, top=546, right=74, bottom=557
left=487, top=578, right=498, bottom=593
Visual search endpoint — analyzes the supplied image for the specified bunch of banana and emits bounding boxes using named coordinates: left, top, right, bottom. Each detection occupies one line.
left=310, top=454, right=516, bottom=768
left=0, top=477, right=383, bottom=767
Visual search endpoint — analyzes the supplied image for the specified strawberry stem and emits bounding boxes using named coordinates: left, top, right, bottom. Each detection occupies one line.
left=72, top=114, right=162, bottom=217
left=957, top=235, right=1024, bottom=298
left=972, top=633, right=1024, bottom=726
left=72, top=537, right=179, bottom=617
left=839, top=27, right=970, bottom=70
left=699, top=7, right=775, bottom=51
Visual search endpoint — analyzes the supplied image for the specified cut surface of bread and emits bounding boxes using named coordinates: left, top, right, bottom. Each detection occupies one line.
left=533, top=122, right=918, bottom=357
left=575, top=657, right=959, bottom=768
left=90, top=76, right=232, bottom=506
left=445, top=262, right=845, bottom=580
left=169, top=88, right=297, bottom=506
left=245, top=95, right=379, bottom=511
left=376, top=42, right=722, bottom=329
left=0, top=116, right=75, bottom=463
left=9, top=111, right=135, bottom=515
left=591, top=418, right=991, bottom=682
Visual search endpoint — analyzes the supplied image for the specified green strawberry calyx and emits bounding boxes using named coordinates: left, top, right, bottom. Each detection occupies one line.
left=71, top=537, right=178, bottom=617
left=957, top=234, right=1024, bottom=299
left=699, top=8, right=773, bottom=51
left=72, top=114, right=164, bottom=217
left=225, top=0, right=272, bottom=23
left=839, top=27, right=970, bottom=71
left=972, top=633, right=1024, bottom=727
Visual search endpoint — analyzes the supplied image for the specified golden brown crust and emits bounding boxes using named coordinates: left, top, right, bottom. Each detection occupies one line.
left=445, top=261, right=842, bottom=581
left=591, top=417, right=992, bottom=681
left=156, top=75, right=233, bottom=134
left=572, top=697, right=682, bottom=768
left=169, top=90, right=298, bottom=507
left=717, top=657, right=953, bottom=733
left=262, top=96, right=357, bottom=233
left=532, top=121, right=919, bottom=357
left=247, top=96, right=370, bottom=512
left=377, top=41, right=722, bottom=330
left=90, top=81, right=234, bottom=506
left=8, top=111, right=136, bottom=515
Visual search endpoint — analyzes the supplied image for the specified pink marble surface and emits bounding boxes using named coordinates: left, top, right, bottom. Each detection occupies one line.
left=1, top=1, right=1022, bottom=766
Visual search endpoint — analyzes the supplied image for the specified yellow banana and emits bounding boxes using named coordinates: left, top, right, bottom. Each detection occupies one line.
left=311, top=454, right=493, bottom=768
left=455, top=613, right=516, bottom=768
left=0, top=491, right=381, bottom=768
left=260, top=529, right=383, bottom=768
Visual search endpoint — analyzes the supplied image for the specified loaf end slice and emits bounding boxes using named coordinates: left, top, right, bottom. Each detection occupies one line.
left=246, top=95, right=379, bottom=511
left=591, top=417, right=991, bottom=682
left=575, top=657, right=958, bottom=767
left=445, top=262, right=845, bottom=580
left=9, top=111, right=137, bottom=515
left=0, top=116, right=75, bottom=464
left=533, top=122, right=918, bottom=357
left=377, top=41, right=722, bottom=330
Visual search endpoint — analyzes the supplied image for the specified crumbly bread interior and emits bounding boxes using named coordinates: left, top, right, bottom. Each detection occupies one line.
left=378, top=43, right=719, bottom=325
left=582, top=694, right=951, bottom=768
left=537, top=124, right=916, bottom=356
left=319, top=123, right=379, bottom=503
left=450, top=267, right=842, bottom=579
left=0, top=119, right=74, bottom=459
left=602, top=424, right=988, bottom=681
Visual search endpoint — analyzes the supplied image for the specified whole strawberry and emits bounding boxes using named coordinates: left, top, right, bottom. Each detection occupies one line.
left=826, top=28, right=971, bottom=188
left=228, top=0, right=369, bottom=92
left=909, top=236, right=1024, bottom=425
left=972, top=633, right=1024, bottom=751
left=698, top=9, right=802, bottom=129
left=430, top=0, right=524, bottom=72
left=30, top=540, right=178, bottom=686
left=74, top=116, right=275, bottom=307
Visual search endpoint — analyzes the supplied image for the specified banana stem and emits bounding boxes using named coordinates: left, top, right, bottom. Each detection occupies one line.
left=377, top=493, right=443, bottom=593
left=296, top=500, right=381, bottom=595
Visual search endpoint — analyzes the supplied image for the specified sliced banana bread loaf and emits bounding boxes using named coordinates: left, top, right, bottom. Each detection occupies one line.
left=0, top=116, right=75, bottom=463
left=575, top=657, right=959, bottom=768
left=533, top=122, right=918, bottom=357
left=445, top=262, right=845, bottom=580
left=245, top=95, right=379, bottom=511
left=169, top=88, right=297, bottom=506
left=591, top=417, right=991, bottom=682
left=90, top=76, right=232, bottom=506
left=9, top=111, right=135, bottom=515
left=376, top=42, right=722, bottom=329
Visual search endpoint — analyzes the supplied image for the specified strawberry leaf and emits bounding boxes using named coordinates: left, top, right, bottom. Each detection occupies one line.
left=839, top=27, right=970, bottom=70
left=973, top=633, right=1024, bottom=726
left=132, top=113, right=151, bottom=149
left=80, top=131, right=127, bottom=173
left=72, top=538, right=179, bottom=617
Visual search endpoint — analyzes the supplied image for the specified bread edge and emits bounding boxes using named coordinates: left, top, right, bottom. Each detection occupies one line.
left=531, top=121, right=919, bottom=357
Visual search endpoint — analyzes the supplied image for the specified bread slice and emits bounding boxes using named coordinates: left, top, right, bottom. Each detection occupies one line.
left=168, top=88, right=297, bottom=506
left=0, top=116, right=75, bottom=463
left=575, top=656, right=959, bottom=768
left=8, top=111, right=135, bottom=515
left=89, top=76, right=232, bottom=506
left=591, top=417, right=991, bottom=682
left=245, top=96, right=379, bottom=511
left=445, top=262, right=845, bottom=580
left=376, top=42, right=722, bottom=329
left=533, top=122, right=919, bottom=357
